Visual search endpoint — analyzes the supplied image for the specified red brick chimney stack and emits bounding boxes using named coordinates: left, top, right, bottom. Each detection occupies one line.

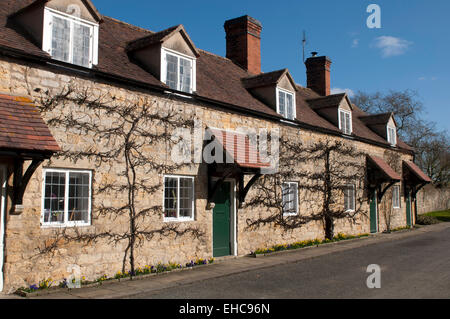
left=305, top=54, right=332, bottom=96
left=224, top=15, right=262, bottom=75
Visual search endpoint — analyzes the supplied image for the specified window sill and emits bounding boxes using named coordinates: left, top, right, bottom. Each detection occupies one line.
left=283, top=213, right=299, bottom=217
left=163, top=218, right=195, bottom=223
left=40, top=223, right=92, bottom=229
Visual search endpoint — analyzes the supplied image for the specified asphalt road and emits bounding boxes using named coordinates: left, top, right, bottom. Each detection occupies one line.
left=131, top=226, right=450, bottom=299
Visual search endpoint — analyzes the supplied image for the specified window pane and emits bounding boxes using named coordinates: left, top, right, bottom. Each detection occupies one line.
left=68, top=172, right=90, bottom=224
left=286, top=94, right=294, bottom=120
left=278, top=92, right=286, bottom=117
left=344, top=185, right=355, bottom=211
left=166, top=54, right=178, bottom=90
left=43, top=172, right=66, bottom=224
left=52, top=16, right=71, bottom=63
left=72, top=22, right=91, bottom=67
left=164, top=177, right=178, bottom=218
left=340, top=111, right=346, bottom=132
left=282, top=183, right=297, bottom=214
left=393, top=186, right=400, bottom=208
left=179, top=58, right=192, bottom=93
left=345, top=113, right=351, bottom=134
left=179, top=178, right=193, bottom=218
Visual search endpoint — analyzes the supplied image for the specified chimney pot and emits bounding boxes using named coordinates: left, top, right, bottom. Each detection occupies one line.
left=305, top=55, right=332, bottom=96
left=224, top=15, right=262, bottom=75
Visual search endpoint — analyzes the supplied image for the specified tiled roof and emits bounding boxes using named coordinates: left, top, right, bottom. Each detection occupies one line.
left=367, top=155, right=401, bottom=181
left=0, top=1, right=413, bottom=154
left=126, top=25, right=180, bottom=52
left=404, top=161, right=432, bottom=183
left=126, top=24, right=200, bottom=57
left=306, top=94, right=347, bottom=110
left=359, top=113, right=393, bottom=126
left=0, top=93, right=60, bottom=153
left=242, top=69, right=295, bottom=90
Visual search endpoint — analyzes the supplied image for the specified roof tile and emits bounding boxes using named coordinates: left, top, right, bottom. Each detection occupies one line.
left=0, top=93, right=60, bottom=153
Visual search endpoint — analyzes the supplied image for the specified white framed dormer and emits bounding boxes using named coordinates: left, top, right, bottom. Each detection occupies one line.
left=161, top=47, right=197, bottom=94
left=387, top=125, right=397, bottom=147
left=276, top=87, right=296, bottom=121
left=43, top=7, right=99, bottom=68
left=339, top=109, right=352, bottom=135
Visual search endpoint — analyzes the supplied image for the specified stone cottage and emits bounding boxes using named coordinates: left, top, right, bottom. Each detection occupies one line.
left=0, top=0, right=432, bottom=293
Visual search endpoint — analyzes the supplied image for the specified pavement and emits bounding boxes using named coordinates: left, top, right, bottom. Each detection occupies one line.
left=2, top=222, right=450, bottom=299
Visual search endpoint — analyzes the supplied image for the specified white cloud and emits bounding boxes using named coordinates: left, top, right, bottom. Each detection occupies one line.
left=331, top=88, right=355, bottom=98
left=418, top=76, right=438, bottom=81
left=372, top=36, right=413, bottom=58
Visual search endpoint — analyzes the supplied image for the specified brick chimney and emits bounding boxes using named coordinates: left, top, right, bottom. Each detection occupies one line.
left=305, top=54, right=332, bottom=96
left=224, top=15, right=262, bottom=75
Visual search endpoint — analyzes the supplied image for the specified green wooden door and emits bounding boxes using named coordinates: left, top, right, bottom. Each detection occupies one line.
left=406, top=192, right=412, bottom=227
left=213, top=182, right=231, bottom=257
left=370, top=190, right=378, bottom=234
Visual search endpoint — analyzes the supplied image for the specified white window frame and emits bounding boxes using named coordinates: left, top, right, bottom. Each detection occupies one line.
left=339, top=109, right=353, bottom=135
left=344, top=184, right=356, bottom=212
left=387, top=125, right=397, bottom=146
left=163, top=175, right=195, bottom=222
left=43, top=7, right=99, bottom=68
left=41, top=168, right=92, bottom=228
left=161, top=48, right=197, bottom=94
left=276, top=87, right=296, bottom=121
left=392, top=185, right=401, bottom=209
left=282, top=182, right=299, bottom=216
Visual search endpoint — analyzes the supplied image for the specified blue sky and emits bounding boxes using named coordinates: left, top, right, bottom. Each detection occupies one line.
left=95, top=0, right=449, bottom=132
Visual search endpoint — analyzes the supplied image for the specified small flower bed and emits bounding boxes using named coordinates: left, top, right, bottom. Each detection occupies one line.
left=252, top=233, right=370, bottom=256
left=17, top=278, right=54, bottom=294
left=16, top=257, right=216, bottom=296
left=390, top=226, right=413, bottom=232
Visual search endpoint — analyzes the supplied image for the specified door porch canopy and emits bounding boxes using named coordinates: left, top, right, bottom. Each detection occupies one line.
left=205, top=128, right=272, bottom=208
left=0, top=93, right=60, bottom=210
left=403, top=160, right=432, bottom=197
left=367, top=155, right=401, bottom=201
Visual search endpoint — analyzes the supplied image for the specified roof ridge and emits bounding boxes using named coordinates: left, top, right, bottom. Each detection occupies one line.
left=359, top=112, right=393, bottom=118
left=306, top=93, right=346, bottom=101
left=103, top=16, right=154, bottom=34
left=197, top=48, right=233, bottom=62
left=242, top=68, right=288, bottom=80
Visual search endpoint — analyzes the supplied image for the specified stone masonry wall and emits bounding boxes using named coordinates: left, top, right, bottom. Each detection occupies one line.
left=0, top=56, right=414, bottom=293
left=417, top=184, right=450, bottom=215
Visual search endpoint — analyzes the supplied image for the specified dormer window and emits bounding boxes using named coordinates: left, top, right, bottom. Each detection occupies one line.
left=161, top=48, right=196, bottom=94
left=339, top=109, right=352, bottom=135
left=387, top=126, right=397, bottom=146
left=277, top=88, right=296, bottom=120
left=43, top=8, right=99, bottom=68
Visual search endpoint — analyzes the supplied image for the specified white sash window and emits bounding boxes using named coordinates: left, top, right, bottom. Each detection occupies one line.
left=282, top=182, right=299, bottom=216
left=387, top=126, right=397, bottom=146
left=43, top=8, right=99, bottom=68
left=163, top=175, right=195, bottom=221
left=277, top=88, right=296, bottom=120
left=339, top=109, right=352, bottom=135
left=344, top=184, right=356, bottom=212
left=162, top=49, right=196, bottom=94
left=41, top=169, right=92, bottom=228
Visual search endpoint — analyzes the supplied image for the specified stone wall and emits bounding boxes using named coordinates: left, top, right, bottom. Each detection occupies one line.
left=417, top=184, right=450, bottom=214
left=0, top=56, right=414, bottom=293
